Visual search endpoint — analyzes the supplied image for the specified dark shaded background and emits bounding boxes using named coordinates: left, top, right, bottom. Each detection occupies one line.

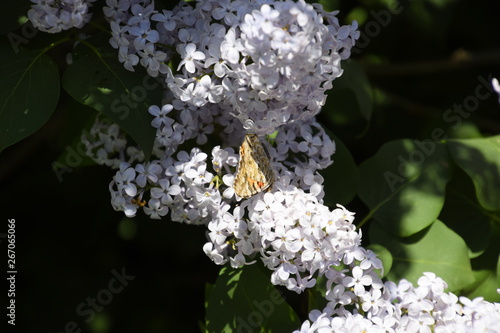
left=2, top=0, right=500, bottom=332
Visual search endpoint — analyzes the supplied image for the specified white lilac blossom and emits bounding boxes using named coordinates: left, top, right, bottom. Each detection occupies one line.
left=81, top=116, right=144, bottom=168
left=296, top=272, right=500, bottom=333
left=106, top=111, right=334, bottom=226
left=28, top=0, right=97, bottom=33
left=102, top=0, right=360, bottom=134
left=39, top=0, right=498, bottom=331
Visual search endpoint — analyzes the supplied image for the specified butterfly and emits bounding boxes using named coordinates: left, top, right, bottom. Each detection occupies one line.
left=233, top=134, right=274, bottom=198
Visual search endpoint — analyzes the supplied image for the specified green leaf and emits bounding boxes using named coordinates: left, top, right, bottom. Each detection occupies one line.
left=62, top=33, right=162, bottom=160
left=323, top=60, right=372, bottom=137
left=370, top=220, right=474, bottom=292
left=465, top=269, right=500, bottom=302
left=465, top=222, right=500, bottom=301
left=0, top=45, right=59, bottom=152
left=205, top=265, right=300, bottom=333
left=439, top=167, right=492, bottom=258
left=321, top=133, right=359, bottom=206
left=448, top=136, right=500, bottom=211
left=336, top=60, right=373, bottom=122
left=358, top=139, right=452, bottom=237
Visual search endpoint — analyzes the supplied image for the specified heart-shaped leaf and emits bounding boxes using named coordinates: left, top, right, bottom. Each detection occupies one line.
left=370, top=219, right=474, bottom=292
left=0, top=45, right=59, bottom=152
left=206, top=264, right=300, bottom=332
left=448, top=136, right=500, bottom=211
left=358, top=139, right=452, bottom=237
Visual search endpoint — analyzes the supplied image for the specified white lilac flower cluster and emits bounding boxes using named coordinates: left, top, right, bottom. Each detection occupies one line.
left=107, top=113, right=334, bottom=225
left=81, top=116, right=144, bottom=169
left=297, top=272, right=500, bottom=333
left=98, top=0, right=348, bottom=293
left=28, top=0, right=96, bottom=33
left=102, top=0, right=359, bottom=135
